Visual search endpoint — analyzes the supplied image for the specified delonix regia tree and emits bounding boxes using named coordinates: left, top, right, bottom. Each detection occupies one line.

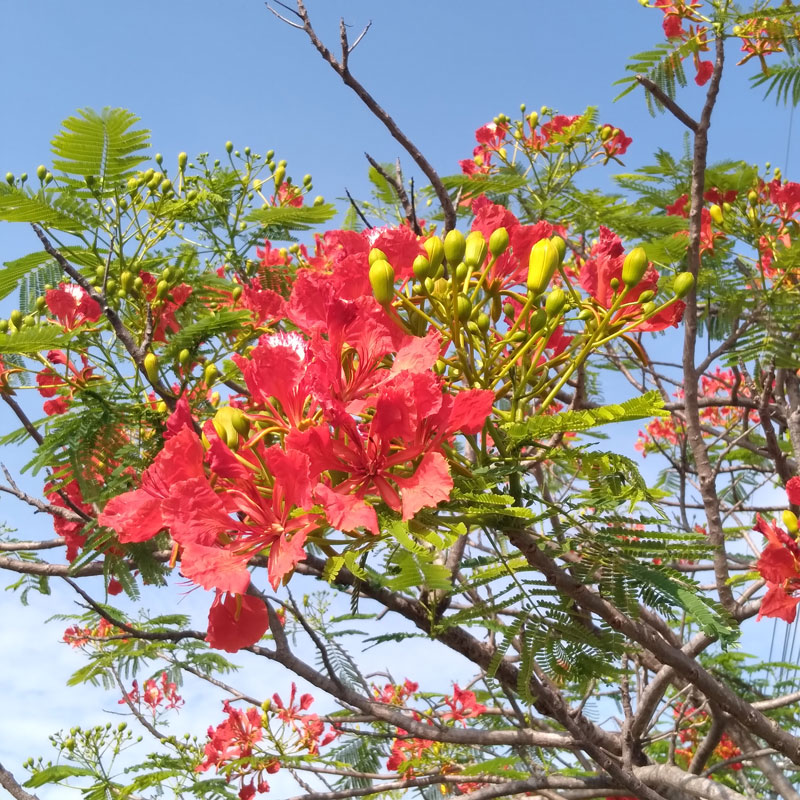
left=2, top=1, right=800, bottom=798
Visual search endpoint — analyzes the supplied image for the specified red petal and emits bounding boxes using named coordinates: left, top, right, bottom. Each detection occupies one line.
left=162, top=477, right=237, bottom=546
left=449, top=389, right=495, bottom=435
left=99, top=489, right=163, bottom=543
left=758, top=584, right=800, bottom=623
left=787, top=476, right=800, bottom=505
left=396, top=451, right=453, bottom=520
left=206, top=592, right=270, bottom=653
left=181, top=544, right=251, bottom=594
left=267, top=530, right=308, bottom=590
left=316, top=484, right=379, bottom=534
left=757, top=544, right=798, bottom=585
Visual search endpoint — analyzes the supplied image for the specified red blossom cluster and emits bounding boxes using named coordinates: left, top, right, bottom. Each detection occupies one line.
left=459, top=121, right=509, bottom=176
left=673, top=703, right=743, bottom=770
left=119, top=671, right=184, bottom=718
left=754, top=478, right=800, bottom=623
left=373, top=678, right=419, bottom=705
left=636, top=368, right=757, bottom=456
left=652, top=0, right=713, bottom=85
left=198, top=701, right=277, bottom=800
left=63, top=617, right=115, bottom=648
left=665, top=190, right=728, bottom=255
left=271, top=683, right=337, bottom=755
left=96, top=224, right=495, bottom=653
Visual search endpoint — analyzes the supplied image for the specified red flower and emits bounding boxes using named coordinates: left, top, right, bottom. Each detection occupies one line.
left=98, top=426, right=205, bottom=543
left=206, top=592, right=271, bottom=653
left=441, top=684, right=487, bottom=726
left=754, top=514, right=800, bottom=623
left=45, top=283, right=102, bottom=330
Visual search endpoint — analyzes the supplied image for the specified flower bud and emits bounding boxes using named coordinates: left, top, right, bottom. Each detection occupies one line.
left=178, top=348, right=191, bottom=366
left=545, top=287, right=566, bottom=317
left=529, top=307, right=547, bottom=333
left=528, top=111, right=539, bottom=128
left=476, top=312, right=490, bottom=334
left=155, top=280, right=170, bottom=300
left=204, top=363, right=220, bottom=385
left=178, top=152, right=188, bottom=171
left=622, top=246, right=649, bottom=288
left=783, top=509, right=799, bottom=534
left=9, top=309, right=22, bottom=329
left=444, top=229, right=466, bottom=266
left=551, top=235, right=567, bottom=263
left=464, top=231, right=488, bottom=269
left=36, top=165, right=47, bottom=181
left=412, top=254, right=431, bottom=281
left=748, top=190, right=758, bottom=206
left=424, top=236, right=445, bottom=274
left=369, top=259, right=395, bottom=305
left=527, top=238, right=560, bottom=295
left=488, top=227, right=509, bottom=256
left=225, top=141, right=234, bottom=154
left=455, top=262, right=468, bottom=283
left=368, top=247, right=387, bottom=267
left=143, top=353, right=159, bottom=384
left=273, top=166, right=285, bottom=188
left=673, top=272, right=695, bottom=298
left=709, top=204, right=723, bottom=225
left=600, top=125, right=613, bottom=141
left=456, top=293, right=472, bottom=323
left=641, top=301, right=657, bottom=316
left=232, top=286, right=243, bottom=302
left=638, top=290, right=655, bottom=303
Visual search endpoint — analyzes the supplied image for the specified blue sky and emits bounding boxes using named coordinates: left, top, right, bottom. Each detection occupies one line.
left=0, top=1, right=797, bottom=795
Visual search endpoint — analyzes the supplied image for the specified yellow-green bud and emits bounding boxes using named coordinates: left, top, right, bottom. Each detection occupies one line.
left=155, top=280, right=170, bottom=300
left=488, top=227, right=509, bottom=257
left=120, top=271, right=134, bottom=292
left=550, top=235, right=567, bottom=263
left=456, top=293, right=472, bottom=323
left=143, top=352, right=159, bottom=383
left=527, top=238, right=560, bottom=295
left=529, top=307, right=548, bottom=333
left=638, top=290, right=655, bottom=303
left=464, top=230, right=488, bottom=268
left=232, top=286, right=243, bottom=302
left=455, top=262, right=468, bottom=283
left=412, top=254, right=431, bottom=281
left=424, top=236, right=445, bottom=274
left=545, top=287, right=566, bottom=317
left=36, top=165, right=47, bottom=181
left=178, top=348, right=191, bottom=366
left=368, top=248, right=387, bottom=267
left=641, top=301, right=657, bottom=316
left=178, top=152, right=188, bottom=171
left=369, top=259, right=395, bottom=305
left=273, top=165, right=285, bottom=188
left=213, top=406, right=250, bottom=450
left=444, top=229, right=466, bottom=266
left=204, top=363, right=220, bottom=385
left=783, top=509, right=799, bottom=534
left=9, top=309, right=22, bottom=328
left=622, top=246, right=649, bottom=288
left=476, top=312, right=490, bottom=334
left=528, top=111, right=539, bottom=128
left=600, top=125, right=613, bottom=141
left=673, top=272, right=695, bottom=298
left=709, top=204, right=723, bottom=225
left=225, top=141, right=234, bottom=154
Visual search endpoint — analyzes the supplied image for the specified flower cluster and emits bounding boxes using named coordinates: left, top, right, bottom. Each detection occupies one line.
left=198, top=701, right=277, bottom=800
left=754, top=478, right=800, bottom=623
left=119, top=671, right=184, bottom=718
left=673, top=703, right=743, bottom=770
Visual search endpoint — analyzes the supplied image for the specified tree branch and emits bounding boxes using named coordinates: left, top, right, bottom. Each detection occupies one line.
left=271, top=1, right=457, bottom=231
left=0, top=763, right=40, bottom=800
left=635, top=76, right=699, bottom=132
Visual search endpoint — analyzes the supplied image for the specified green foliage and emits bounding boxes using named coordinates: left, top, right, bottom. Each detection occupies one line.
left=0, top=326, right=68, bottom=353
left=505, top=391, right=667, bottom=443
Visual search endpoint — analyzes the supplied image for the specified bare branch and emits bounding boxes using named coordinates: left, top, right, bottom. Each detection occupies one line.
left=635, top=76, right=699, bottom=132
left=273, top=1, right=457, bottom=231
left=0, top=763, right=40, bottom=800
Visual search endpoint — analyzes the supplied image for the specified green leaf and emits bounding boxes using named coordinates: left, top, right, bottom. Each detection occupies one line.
left=0, top=186, right=85, bottom=232
left=0, top=252, right=54, bottom=301
left=246, top=203, right=337, bottom=230
left=0, top=326, right=68, bottom=354
left=25, top=765, right=94, bottom=787
left=505, top=391, right=666, bottom=442
left=51, top=107, right=150, bottom=185
left=163, top=309, right=250, bottom=360
left=440, top=172, right=529, bottom=195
